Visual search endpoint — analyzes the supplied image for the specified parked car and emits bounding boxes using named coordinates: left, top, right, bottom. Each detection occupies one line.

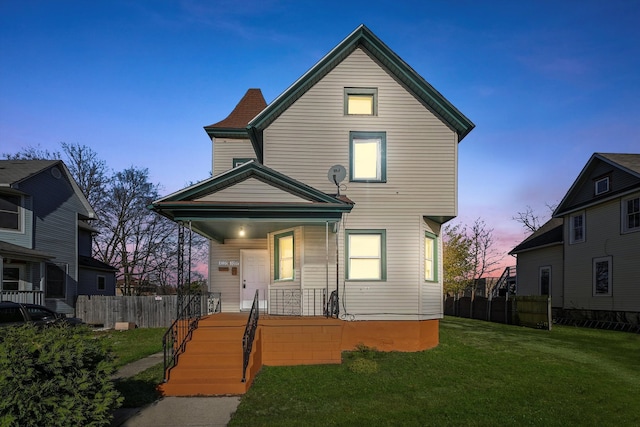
left=0, top=301, right=84, bottom=327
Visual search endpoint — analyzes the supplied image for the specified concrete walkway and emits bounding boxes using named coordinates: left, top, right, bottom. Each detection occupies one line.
left=111, top=352, right=241, bottom=427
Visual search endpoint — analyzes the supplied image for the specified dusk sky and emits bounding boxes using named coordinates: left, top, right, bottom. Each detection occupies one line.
left=2, top=1, right=639, bottom=273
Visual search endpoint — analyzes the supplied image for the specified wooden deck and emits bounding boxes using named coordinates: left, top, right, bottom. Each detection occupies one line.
left=159, top=312, right=438, bottom=396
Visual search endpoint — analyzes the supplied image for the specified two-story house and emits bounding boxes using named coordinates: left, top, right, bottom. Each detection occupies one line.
left=0, top=160, right=116, bottom=315
left=511, top=153, right=640, bottom=326
left=151, top=25, right=474, bottom=352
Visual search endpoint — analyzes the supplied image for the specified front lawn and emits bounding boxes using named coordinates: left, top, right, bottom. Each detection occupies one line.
left=230, top=317, right=640, bottom=426
left=98, top=327, right=166, bottom=407
left=98, top=327, right=165, bottom=367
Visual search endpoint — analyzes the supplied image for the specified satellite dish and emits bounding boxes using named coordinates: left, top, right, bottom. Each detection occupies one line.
left=328, top=165, right=346, bottom=186
left=328, top=165, right=346, bottom=195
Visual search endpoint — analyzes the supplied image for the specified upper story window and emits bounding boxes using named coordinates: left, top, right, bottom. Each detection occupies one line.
left=594, top=176, right=610, bottom=195
left=346, top=230, right=386, bottom=281
left=345, top=88, right=377, bottom=115
left=0, top=194, right=21, bottom=231
left=275, top=231, right=294, bottom=281
left=569, top=212, right=585, bottom=244
left=622, top=196, right=640, bottom=233
left=349, top=131, right=386, bottom=182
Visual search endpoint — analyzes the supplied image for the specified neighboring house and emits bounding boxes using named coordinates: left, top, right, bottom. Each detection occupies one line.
left=511, top=153, right=640, bottom=325
left=0, top=160, right=116, bottom=315
left=151, top=25, right=474, bottom=349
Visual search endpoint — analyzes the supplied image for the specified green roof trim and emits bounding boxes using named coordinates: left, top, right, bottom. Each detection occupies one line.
left=247, top=24, right=475, bottom=162
left=153, top=160, right=351, bottom=205
left=204, top=127, right=250, bottom=139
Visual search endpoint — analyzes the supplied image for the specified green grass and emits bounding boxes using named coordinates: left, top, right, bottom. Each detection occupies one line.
left=230, top=317, right=640, bottom=426
left=114, top=364, right=164, bottom=408
left=96, top=327, right=166, bottom=408
left=97, top=327, right=165, bottom=367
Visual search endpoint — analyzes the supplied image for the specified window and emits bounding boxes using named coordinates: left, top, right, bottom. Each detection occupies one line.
left=593, top=256, right=612, bottom=296
left=0, top=194, right=21, bottom=231
left=275, top=231, right=294, bottom=280
left=350, top=131, right=386, bottom=182
left=97, top=275, right=106, bottom=291
left=539, top=266, right=551, bottom=296
left=344, top=88, right=377, bottom=115
left=594, top=176, right=610, bottom=195
left=45, top=263, right=66, bottom=299
left=622, top=196, right=640, bottom=233
left=425, top=232, right=437, bottom=281
left=346, top=230, right=386, bottom=280
left=233, top=158, right=255, bottom=168
left=569, top=212, right=585, bottom=244
left=2, top=266, right=21, bottom=291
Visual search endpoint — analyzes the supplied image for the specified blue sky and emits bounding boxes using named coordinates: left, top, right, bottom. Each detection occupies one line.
left=1, top=0, right=639, bottom=270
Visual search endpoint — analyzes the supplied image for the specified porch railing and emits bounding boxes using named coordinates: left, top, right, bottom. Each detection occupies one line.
left=269, top=288, right=330, bottom=316
left=242, top=290, right=260, bottom=383
left=162, top=292, right=221, bottom=382
left=0, top=290, right=44, bottom=305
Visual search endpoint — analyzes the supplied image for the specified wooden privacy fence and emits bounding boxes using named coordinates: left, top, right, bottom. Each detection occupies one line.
left=76, top=294, right=221, bottom=329
left=444, top=295, right=551, bottom=330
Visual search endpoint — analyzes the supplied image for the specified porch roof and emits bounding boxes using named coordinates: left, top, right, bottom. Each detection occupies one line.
left=149, top=161, right=353, bottom=242
left=0, top=241, right=53, bottom=262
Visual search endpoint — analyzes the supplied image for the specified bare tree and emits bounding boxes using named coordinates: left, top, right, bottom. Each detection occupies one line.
left=513, top=203, right=558, bottom=234
left=512, top=205, right=541, bottom=233
left=3, top=144, right=61, bottom=160
left=61, top=143, right=109, bottom=210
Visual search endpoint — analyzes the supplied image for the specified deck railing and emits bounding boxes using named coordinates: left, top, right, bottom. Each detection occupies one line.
left=269, top=288, right=330, bottom=316
left=162, top=292, right=221, bottom=382
left=242, top=290, right=260, bottom=383
left=0, top=290, right=44, bottom=305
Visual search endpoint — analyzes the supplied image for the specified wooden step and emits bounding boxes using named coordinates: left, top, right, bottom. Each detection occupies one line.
left=158, top=377, right=249, bottom=396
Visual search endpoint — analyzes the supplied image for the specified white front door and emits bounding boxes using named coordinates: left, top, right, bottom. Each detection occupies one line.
left=240, top=249, right=269, bottom=310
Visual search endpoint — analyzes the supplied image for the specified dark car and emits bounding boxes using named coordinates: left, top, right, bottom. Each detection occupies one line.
left=0, top=301, right=83, bottom=327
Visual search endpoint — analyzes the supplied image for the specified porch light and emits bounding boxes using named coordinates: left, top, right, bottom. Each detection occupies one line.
left=239, top=227, right=245, bottom=237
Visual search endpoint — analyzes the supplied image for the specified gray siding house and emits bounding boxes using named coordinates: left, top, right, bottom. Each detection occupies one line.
left=0, top=160, right=116, bottom=314
left=511, top=153, right=640, bottom=325
left=151, top=25, right=474, bottom=349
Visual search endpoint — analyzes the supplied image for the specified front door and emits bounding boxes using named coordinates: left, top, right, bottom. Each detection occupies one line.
left=240, top=249, right=269, bottom=310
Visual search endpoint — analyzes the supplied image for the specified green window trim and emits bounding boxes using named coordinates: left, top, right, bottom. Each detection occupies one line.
left=349, top=131, right=387, bottom=183
left=233, top=158, right=256, bottom=168
left=425, top=232, right=438, bottom=282
left=345, top=229, right=386, bottom=281
left=274, top=231, right=294, bottom=281
left=344, top=87, right=378, bottom=116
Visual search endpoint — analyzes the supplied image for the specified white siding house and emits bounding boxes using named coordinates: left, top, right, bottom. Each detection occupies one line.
left=151, top=25, right=474, bottom=348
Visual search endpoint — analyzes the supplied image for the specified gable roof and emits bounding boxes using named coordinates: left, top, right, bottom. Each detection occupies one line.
left=149, top=161, right=353, bottom=242
left=0, top=160, right=59, bottom=185
left=247, top=24, right=475, bottom=162
left=204, top=88, right=267, bottom=139
left=0, top=159, right=96, bottom=219
left=554, top=153, right=640, bottom=217
left=509, top=217, right=563, bottom=255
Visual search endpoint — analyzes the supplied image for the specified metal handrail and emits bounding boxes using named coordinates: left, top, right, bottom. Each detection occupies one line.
left=162, top=292, right=207, bottom=382
left=241, top=290, right=260, bottom=383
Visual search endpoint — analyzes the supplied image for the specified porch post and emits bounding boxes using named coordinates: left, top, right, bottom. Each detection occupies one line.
left=325, top=221, right=329, bottom=307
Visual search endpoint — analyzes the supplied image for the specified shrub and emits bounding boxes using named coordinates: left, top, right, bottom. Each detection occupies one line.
left=0, top=324, right=122, bottom=427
